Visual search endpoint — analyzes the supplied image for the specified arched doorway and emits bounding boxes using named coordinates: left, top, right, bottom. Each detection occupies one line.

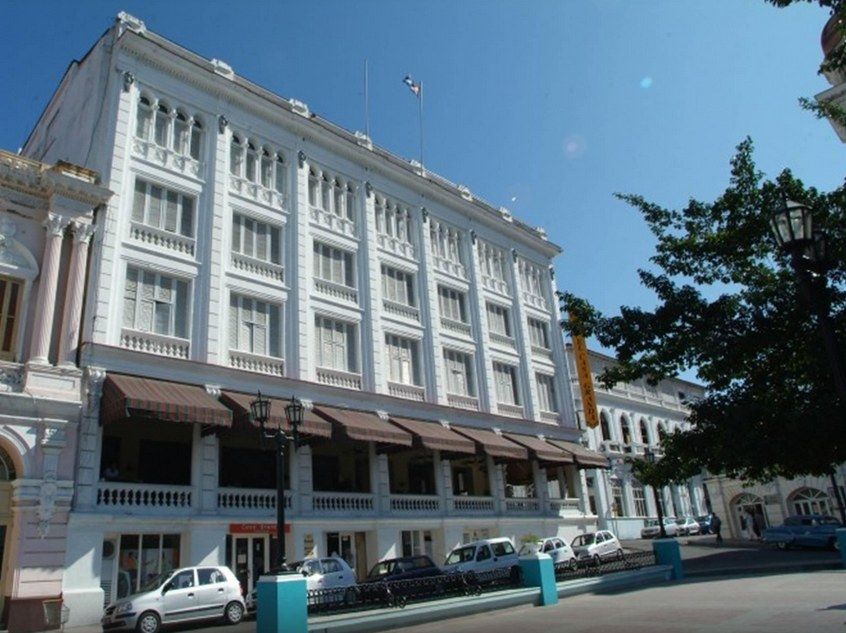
left=789, top=487, right=832, bottom=516
left=731, top=492, right=768, bottom=538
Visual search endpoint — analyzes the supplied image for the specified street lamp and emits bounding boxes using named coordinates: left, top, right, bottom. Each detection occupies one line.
left=645, top=448, right=668, bottom=538
left=250, top=392, right=303, bottom=570
left=769, top=198, right=846, bottom=524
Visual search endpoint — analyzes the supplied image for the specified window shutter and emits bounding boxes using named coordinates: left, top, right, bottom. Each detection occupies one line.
left=270, top=226, right=281, bottom=264
left=124, top=268, right=138, bottom=328
left=148, top=186, right=163, bottom=228
left=190, top=125, right=201, bottom=160
left=239, top=298, right=251, bottom=352
left=164, top=190, right=178, bottom=233
left=256, top=225, right=268, bottom=261
left=243, top=219, right=255, bottom=257
left=232, top=216, right=241, bottom=254
left=269, top=304, right=281, bottom=358
left=228, top=293, right=239, bottom=350
left=132, top=181, right=146, bottom=222
left=175, top=279, right=189, bottom=339
left=180, top=197, right=194, bottom=237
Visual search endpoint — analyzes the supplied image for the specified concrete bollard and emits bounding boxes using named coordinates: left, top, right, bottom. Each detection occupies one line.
left=652, top=538, right=684, bottom=581
left=836, top=528, right=846, bottom=568
left=519, top=552, right=559, bottom=606
left=257, top=573, right=307, bottom=633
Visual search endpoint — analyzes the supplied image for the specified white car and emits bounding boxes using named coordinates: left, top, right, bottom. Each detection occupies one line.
left=570, top=531, right=624, bottom=565
left=246, top=557, right=357, bottom=612
left=102, top=566, right=245, bottom=633
left=641, top=517, right=679, bottom=538
left=676, top=516, right=701, bottom=536
left=442, top=537, right=520, bottom=576
left=519, top=537, right=578, bottom=571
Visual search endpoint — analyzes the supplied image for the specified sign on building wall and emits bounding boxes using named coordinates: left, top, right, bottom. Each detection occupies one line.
left=229, top=523, right=291, bottom=535
left=570, top=321, right=599, bottom=429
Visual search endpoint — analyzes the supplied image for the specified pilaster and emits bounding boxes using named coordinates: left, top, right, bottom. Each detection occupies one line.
left=75, top=367, right=106, bottom=509
left=29, top=213, right=69, bottom=364
left=296, top=444, right=313, bottom=515
left=510, top=254, right=541, bottom=420
left=360, top=182, right=383, bottom=392
left=417, top=211, right=447, bottom=404
left=294, top=151, right=312, bottom=381
left=59, top=221, right=96, bottom=366
left=466, top=232, right=495, bottom=412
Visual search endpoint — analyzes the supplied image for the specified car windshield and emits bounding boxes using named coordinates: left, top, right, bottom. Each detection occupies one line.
left=140, top=571, right=172, bottom=594
left=644, top=519, right=658, bottom=527
left=674, top=518, right=685, bottom=525
left=572, top=534, right=595, bottom=547
left=446, top=546, right=476, bottom=565
left=368, top=561, right=395, bottom=578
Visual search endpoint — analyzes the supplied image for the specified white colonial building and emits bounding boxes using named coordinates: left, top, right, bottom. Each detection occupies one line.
left=20, top=13, right=608, bottom=626
left=566, top=347, right=708, bottom=540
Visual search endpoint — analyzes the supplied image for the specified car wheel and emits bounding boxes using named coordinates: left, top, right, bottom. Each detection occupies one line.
left=830, top=537, right=840, bottom=552
left=135, top=611, right=160, bottom=633
left=776, top=541, right=790, bottom=551
left=592, top=554, right=601, bottom=567
left=224, top=601, right=244, bottom=625
left=616, top=548, right=625, bottom=561
left=568, top=558, right=578, bottom=572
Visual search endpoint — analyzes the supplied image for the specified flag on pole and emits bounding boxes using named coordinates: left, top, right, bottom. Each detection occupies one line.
left=403, top=75, right=421, bottom=97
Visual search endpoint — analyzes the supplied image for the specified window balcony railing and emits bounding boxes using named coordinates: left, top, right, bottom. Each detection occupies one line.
left=382, top=300, right=420, bottom=322
left=389, top=494, right=441, bottom=515
left=377, top=233, right=416, bottom=260
left=447, top=393, right=480, bottom=411
left=310, top=205, right=356, bottom=238
left=120, top=329, right=190, bottom=360
left=600, top=440, right=624, bottom=454
left=540, top=410, right=560, bottom=424
left=314, top=278, right=358, bottom=304
left=432, top=255, right=466, bottom=280
left=387, top=381, right=426, bottom=402
left=229, top=349, right=285, bottom=377
left=96, top=482, right=192, bottom=514
left=217, top=487, right=292, bottom=513
left=129, top=222, right=196, bottom=258
left=132, top=137, right=203, bottom=180
left=450, top=495, right=495, bottom=515
left=481, top=275, right=510, bottom=297
left=231, top=252, right=284, bottom=284
left=549, top=498, right=582, bottom=516
left=522, top=291, right=548, bottom=311
left=497, top=403, right=524, bottom=418
left=489, top=332, right=515, bottom=347
left=316, top=367, right=362, bottom=390
left=504, top=497, right=540, bottom=514
left=229, top=174, right=287, bottom=210
left=531, top=344, right=552, bottom=358
left=440, top=317, right=472, bottom=337
left=311, top=491, right=374, bottom=515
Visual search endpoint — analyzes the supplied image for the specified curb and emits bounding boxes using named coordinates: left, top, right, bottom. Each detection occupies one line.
left=684, top=560, right=842, bottom=579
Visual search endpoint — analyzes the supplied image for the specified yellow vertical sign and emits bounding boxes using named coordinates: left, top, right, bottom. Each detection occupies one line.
left=569, top=314, right=599, bottom=429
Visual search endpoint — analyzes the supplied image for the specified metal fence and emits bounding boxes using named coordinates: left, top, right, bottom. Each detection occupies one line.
left=553, top=549, right=657, bottom=582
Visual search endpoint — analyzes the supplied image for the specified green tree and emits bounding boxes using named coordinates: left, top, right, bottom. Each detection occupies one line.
left=561, top=138, right=846, bottom=482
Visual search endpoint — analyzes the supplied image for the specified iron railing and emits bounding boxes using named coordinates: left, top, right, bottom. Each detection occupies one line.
left=553, top=549, right=657, bottom=581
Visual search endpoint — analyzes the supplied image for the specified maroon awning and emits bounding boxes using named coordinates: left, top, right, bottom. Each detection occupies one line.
left=452, top=426, right=528, bottom=461
left=314, top=405, right=412, bottom=447
left=389, top=417, right=476, bottom=454
left=503, top=433, right=574, bottom=465
left=219, top=392, right=332, bottom=438
left=547, top=439, right=610, bottom=469
left=100, top=374, right=232, bottom=427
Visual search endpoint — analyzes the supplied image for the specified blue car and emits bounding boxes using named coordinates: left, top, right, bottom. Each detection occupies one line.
left=762, top=515, right=842, bottom=550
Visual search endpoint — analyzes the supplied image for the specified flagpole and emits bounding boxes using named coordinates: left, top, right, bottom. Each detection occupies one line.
left=364, top=59, right=370, bottom=139
left=418, top=80, right=424, bottom=169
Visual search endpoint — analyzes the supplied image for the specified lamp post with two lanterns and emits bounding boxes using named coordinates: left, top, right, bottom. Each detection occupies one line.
left=249, top=392, right=304, bottom=571
left=769, top=198, right=846, bottom=524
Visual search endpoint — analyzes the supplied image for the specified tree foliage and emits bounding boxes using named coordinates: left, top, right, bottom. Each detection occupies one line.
left=562, top=139, right=846, bottom=482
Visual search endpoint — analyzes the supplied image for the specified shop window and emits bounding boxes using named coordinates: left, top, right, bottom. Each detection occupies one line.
left=117, top=533, right=180, bottom=598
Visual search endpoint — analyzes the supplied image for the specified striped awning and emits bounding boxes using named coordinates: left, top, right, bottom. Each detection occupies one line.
left=314, top=405, right=412, bottom=447
left=389, top=417, right=476, bottom=455
left=547, top=439, right=610, bottom=469
left=503, top=433, right=574, bottom=465
left=219, top=392, right=332, bottom=438
left=100, top=374, right=232, bottom=427
left=452, top=426, right=528, bottom=461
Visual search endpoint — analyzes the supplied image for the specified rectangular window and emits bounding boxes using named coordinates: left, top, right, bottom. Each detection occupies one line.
left=536, top=373, right=558, bottom=413
left=381, top=266, right=414, bottom=306
left=385, top=334, right=419, bottom=385
left=438, top=286, right=467, bottom=323
left=611, top=479, right=625, bottom=517
left=123, top=267, right=190, bottom=339
left=313, top=242, right=355, bottom=287
left=117, top=534, right=181, bottom=600
left=528, top=318, right=550, bottom=349
left=0, top=275, right=22, bottom=361
left=632, top=481, right=647, bottom=517
left=486, top=303, right=511, bottom=337
left=443, top=348, right=474, bottom=396
left=493, top=362, right=520, bottom=406
left=132, top=178, right=195, bottom=238
left=231, top=213, right=282, bottom=264
left=229, top=294, right=282, bottom=358
left=315, top=315, right=356, bottom=372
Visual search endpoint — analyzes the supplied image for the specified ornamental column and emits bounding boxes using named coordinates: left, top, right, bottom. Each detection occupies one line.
left=29, top=214, right=69, bottom=365
left=59, top=221, right=96, bottom=366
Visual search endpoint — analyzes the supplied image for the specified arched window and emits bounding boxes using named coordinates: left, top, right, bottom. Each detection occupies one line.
left=639, top=418, right=650, bottom=445
left=0, top=445, right=17, bottom=481
left=189, top=118, right=202, bottom=160
left=174, top=111, right=190, bottom=155
left=245, top=141, right=258, bottom=182
left=260, top=148, right=273, bottom=188
left=154, top=102, right=170, bottom=147
left=790, top=487, right=832, bottom=516
left=230, top=135, right=244, bottom=176
left=274, top=153, right=286, bottom=195
left=136, top=95, right=153, bottom=140
left=599, top=411, right=612, bottom=442
left=620, top=416, right=632, bottom=445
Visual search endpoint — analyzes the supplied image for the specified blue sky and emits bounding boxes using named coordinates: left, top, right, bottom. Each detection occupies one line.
left=0, top=1, right=842, bottom=355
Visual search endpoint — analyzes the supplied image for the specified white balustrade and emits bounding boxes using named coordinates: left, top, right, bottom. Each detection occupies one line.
left=389, top=494, right=441, bottom=514
left=447, top=393, right=480, bottom=411
left=96, top=482, right=192, bottom=512
left=316, top=367, right=362, bottom=390
left=129, top=222, right=196, bottom=257
left=387, top=381, right=426, bottom=402
left=229, top=350, right=285, bottom=376
left=482, top=275, right=510, bottom=296
left=0, top=361, right=23, bottom=393
left=440, top=317, right=472, bottom=337
left=540, top=411, right=560, bottom=424
left=312, top=492, right=374, bottom=515
left=432, top=255, right=467, bottom=279
left=382, top=300, right=420, bottom=322
left=217, top=487, right=292, bottom=513
left=132, top=137, right=203, bottom=179
left=229, top=174, right=287, bottom=209
left=451, top=496, right=494, bottom=514
left=120, top=329, right=190, bottom=359
left=504, top=497, right=541, bottom=513
left=231, top=252, right=284, bottom=283
left=531, top=344, right=552, bottom=358
left=549, top=498, right=582, bottom=515
left=601, top=440, right=623, bottom=454
left=314, top=278, right=358, bottom=304
left=377, top=234, right=416, bottom=260
left=489, top=332, right=515, bottom=347
left=522, top=291, right=548, bottom=310
left=310, top=205, right=356, bottom=237
left=497, top=402, right=524, bottom=418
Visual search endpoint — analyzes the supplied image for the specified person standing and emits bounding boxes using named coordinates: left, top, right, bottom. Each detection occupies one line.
left=711, top=512, right=723, bottom=545
left=740, top=512, right=750, bottom=539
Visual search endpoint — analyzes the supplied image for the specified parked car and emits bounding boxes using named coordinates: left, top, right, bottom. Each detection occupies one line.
left=245, top=557, right=357, bottom=613
left=696, top=514, right=713, bottom=535
left=518, top=537, right=578, bottom=571
left=675, top=516, right=701, bottom=536
left=762, top=515, right=843, bottom=551
left=364, top=555, right=442, bottom=582
left=442, top=537, right=520, bottom=577
left=640, top=517, right=679, bottom=538
left=102, top=566, right=245, bottom=633
left=571, top=531, right=624, bottom=565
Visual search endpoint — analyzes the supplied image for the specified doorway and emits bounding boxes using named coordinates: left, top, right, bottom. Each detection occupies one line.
left=228, top=535, right=269, bottom=595
left=731, top=493, right=769, bottom=538
left=326, top=532, right=368, bottom=581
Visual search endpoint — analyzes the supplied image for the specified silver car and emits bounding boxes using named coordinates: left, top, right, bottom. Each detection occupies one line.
left=102, top=566, right=245, bottom=633
left=519, top=537, right=578, bottom=571
left=571, top=531, right=625, bottom=565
